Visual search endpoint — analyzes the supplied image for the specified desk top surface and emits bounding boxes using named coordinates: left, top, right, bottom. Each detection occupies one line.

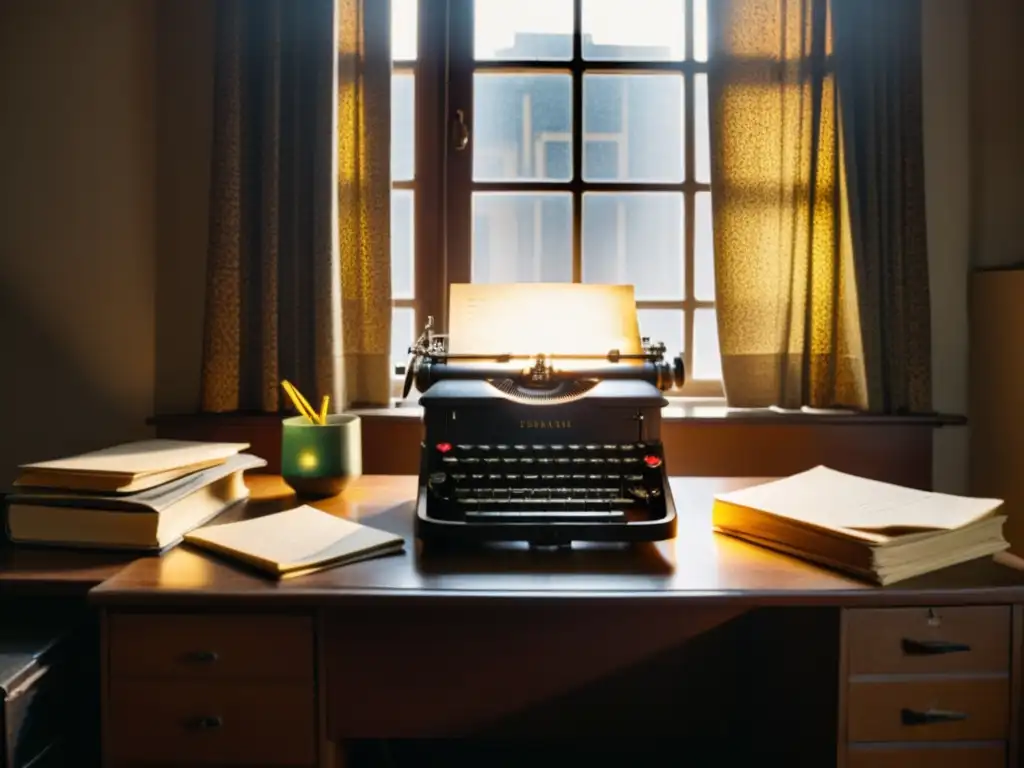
left=72, top=474, right=1024, bottom=608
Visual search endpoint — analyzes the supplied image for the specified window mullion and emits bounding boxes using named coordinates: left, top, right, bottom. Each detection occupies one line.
left=683, top=0, right=696, bottom=380
left=413, top=0, right=448, bottom=334
left=444, top=0, right=475, bottom=305
left=571, top=0, right=583, bottom=283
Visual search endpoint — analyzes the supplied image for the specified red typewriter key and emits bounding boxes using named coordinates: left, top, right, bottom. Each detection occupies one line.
left=643, top=455, right=662, bottom=468
left=436, top=442, right=453, bottom=453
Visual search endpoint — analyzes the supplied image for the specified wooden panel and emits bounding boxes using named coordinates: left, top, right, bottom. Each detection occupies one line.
left=847, top=678, right=1010, bottom=742
left=108, top=613, right=313, bottom=682
left=970, top=269, right=1024, bottom=555
left=323, top=602, right=747, bottom=738
left=107, top=680, right=316, bottom=766
left=662, top=422, right=934, bottom=490
left=0, top=544, right=136, bottom=593
left=846, top=606, right=1011, bottom=675
left=846, top=742, right=1005, bottom=768
left=358, top=415, right=423, bottom=475
left=152, top=413, right=936, bottom=488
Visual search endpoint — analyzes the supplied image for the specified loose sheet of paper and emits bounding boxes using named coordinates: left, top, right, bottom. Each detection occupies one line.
left=446, top=283, right=644, bottom=359
left=187, top=505, right=366, bottom=568
left=715, top=466, right=1004, bottom=532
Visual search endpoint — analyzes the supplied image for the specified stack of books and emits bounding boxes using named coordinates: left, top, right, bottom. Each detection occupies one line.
left=713, top=466, right=1009, bottom=585
left=3, top=440, right=266, bottom=551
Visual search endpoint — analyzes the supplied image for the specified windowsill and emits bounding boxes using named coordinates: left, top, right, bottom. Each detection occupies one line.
left=151, top=399, right=965, bottom=428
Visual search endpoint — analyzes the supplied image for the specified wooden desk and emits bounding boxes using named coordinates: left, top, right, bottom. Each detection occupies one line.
left=84, top=475, right=1024, bottom=766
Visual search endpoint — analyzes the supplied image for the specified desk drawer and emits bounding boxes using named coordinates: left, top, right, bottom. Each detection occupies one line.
left=846, top=742, right=1005, bottom=768
left=108, top=613, right=313, bottom=682
left=107, top=680, right=315, bottom=766
left=847, top=678, right=1009, bottom=742
left=846, top=606, right=1010, bottom=675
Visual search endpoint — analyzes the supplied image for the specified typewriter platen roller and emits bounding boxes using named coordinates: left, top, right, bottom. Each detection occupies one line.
left=407, top=286, right=685, bottom=548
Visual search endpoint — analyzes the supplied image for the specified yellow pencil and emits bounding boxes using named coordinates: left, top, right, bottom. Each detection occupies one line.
left=319, top=395, right=330, bottom=424
left=291, top=384, right=321, bottom=426
left=280, top=380, right=319, bottom=424
left=281, top=380, right=314, bottom=422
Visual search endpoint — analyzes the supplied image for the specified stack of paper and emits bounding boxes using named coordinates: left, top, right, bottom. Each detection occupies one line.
left=5, top=440, right=265, bottom=550
left=713, top=466, right=1008, bottom=585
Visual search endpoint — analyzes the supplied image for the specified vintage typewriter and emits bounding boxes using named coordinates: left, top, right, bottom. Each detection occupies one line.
left=405, top=285, right=685, bottom=548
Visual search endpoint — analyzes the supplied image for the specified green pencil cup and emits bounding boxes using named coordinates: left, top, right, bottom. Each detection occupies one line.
left=281, top=413, right=363, bottom=498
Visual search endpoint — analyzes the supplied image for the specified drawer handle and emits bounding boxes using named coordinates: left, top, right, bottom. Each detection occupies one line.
left=901, top=638, right=971, bottom=655
left=184, top=650, right=220, bottom=663
left=186, top=715, right=224, bottom=730
left=901, top=708, right=968, bottom=726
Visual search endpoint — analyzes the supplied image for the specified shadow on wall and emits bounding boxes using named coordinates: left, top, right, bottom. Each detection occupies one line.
left=0, top=279, right=151, bottom=488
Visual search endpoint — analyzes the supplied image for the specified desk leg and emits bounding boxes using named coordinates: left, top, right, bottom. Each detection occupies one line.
left=318, top=611, right=343, bottom=768
left=1013, top=605, right=1022, bottom=768
left=321, top=740, right=344, bottom=768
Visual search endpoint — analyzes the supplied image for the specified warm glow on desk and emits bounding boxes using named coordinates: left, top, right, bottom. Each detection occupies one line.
left=447, top=283, right=643, bottom=365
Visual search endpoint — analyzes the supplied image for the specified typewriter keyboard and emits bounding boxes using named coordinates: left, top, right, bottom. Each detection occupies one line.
left=424, top=442, right=667, bottom=523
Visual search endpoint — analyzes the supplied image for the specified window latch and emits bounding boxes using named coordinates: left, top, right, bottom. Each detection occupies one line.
left=452, top=109, right=469, bottom=151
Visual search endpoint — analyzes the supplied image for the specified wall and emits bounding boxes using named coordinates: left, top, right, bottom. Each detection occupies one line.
left=970, top=0, right=1024, bottom=269
left=0, top=0, right=157, bottom=487
left=922, top=0, right=971, bottom=494
left=155, top=0, right=216, bottom=414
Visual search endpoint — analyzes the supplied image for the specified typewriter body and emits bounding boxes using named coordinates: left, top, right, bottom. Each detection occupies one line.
left=406, top=288, right=685, bottom=548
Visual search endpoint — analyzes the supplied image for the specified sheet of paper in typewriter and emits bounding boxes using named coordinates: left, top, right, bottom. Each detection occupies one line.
left=447, top=283, right=643, bottom=363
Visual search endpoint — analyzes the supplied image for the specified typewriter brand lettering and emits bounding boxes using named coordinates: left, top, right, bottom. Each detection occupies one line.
left=520, top=419, right=572, bottom=429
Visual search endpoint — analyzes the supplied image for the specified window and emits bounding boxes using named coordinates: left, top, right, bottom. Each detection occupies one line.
left=390, top=0, right=721, bottom=398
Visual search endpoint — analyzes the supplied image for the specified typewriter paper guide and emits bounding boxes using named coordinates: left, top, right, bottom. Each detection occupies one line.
left=447, top=283, right=644, bottom=364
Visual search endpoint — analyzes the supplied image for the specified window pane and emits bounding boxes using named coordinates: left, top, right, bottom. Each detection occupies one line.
left=472, top=193, right=572, bottom=283
left=391, top=0, right=417, bottom=61
left=694, top=192, right=714, bottom=301
left=391, top=307, right=416, bottom=375
left=695, top=74, right=710, bottom=184
left=391, top=190, right=414, bottom=299
left=391, top=73, right=414, bottom=182
left=693, top=309, right=722, bottom=380
left=693, top=0, right=708, bottom=62
left=638, top=309, right=684, bottom=359
left=473, top=74, right=572, bottom=182
left=583, top=74, right=683, bottom=182
left=475, top=0, right=573, bottom=60
left=582, top=193, right=683, bottom=301
left=582, top=0, right=684, bottom=61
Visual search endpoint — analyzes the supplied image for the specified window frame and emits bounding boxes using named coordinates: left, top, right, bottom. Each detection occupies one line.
left=391, top=0, right=723, bottom=400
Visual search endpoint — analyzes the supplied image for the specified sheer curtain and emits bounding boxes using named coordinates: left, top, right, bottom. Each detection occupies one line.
left=707, top=0, right=930, bottom=412
left=200, top=0, right=392, bottom=413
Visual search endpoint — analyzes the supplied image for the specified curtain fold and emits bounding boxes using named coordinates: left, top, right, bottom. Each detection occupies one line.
left=707, top=0, right=930, bottom=412
left=200, top=0, right=392, bottom=413
left=336, top=0, right=393, bottom=408
left=832, top=0, right=932, bottom=413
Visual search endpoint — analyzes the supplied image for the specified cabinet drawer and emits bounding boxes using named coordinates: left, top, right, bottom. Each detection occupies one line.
left=846, top=742, right=1005, bottom=768
left=108, top=613, right=313, bottom=682
left=846, top=606, right=1010, bottom=675
left=847, top=678, right=1009, bottom=742
left=108, top=680, right=316, bottom=766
